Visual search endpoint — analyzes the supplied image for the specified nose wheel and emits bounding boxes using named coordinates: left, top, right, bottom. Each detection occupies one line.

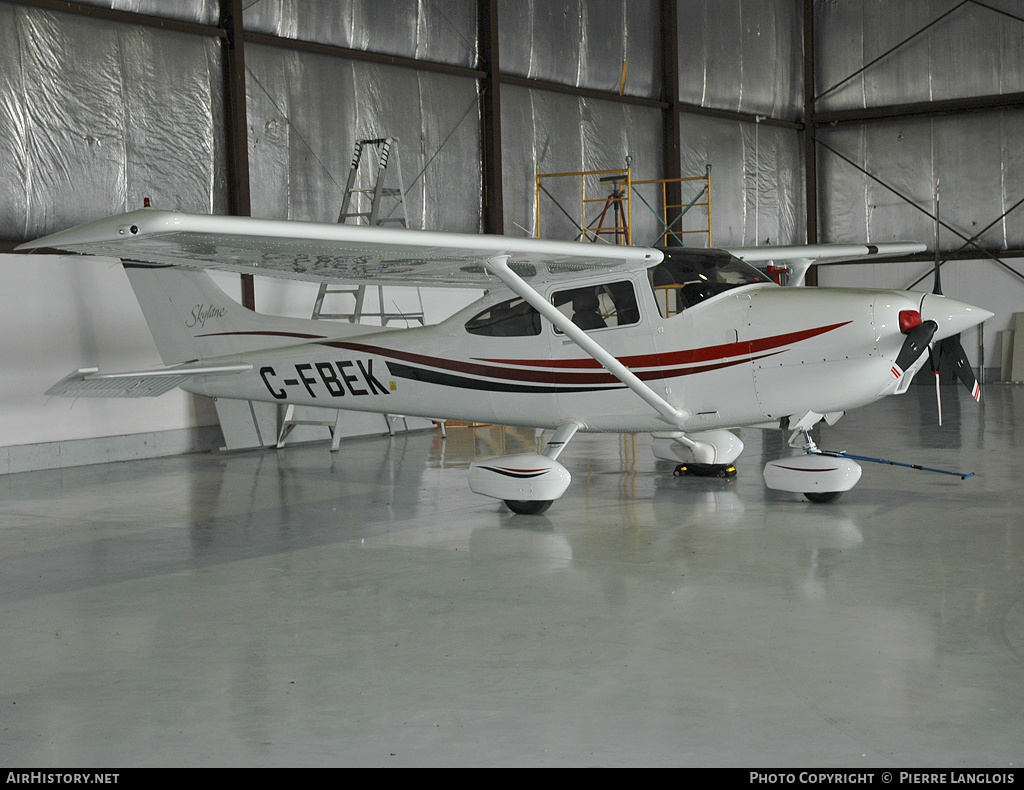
left=804, top=490, right=843, bottom=503
left=763, top=428, right=862, bottom=502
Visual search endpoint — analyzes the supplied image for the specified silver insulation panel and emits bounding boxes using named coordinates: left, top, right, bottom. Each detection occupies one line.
left=71, top=1, right=219, bottom=26
left=678, top=0, right=804, bottom=118
left=502, top=85, right=664, bottom=243
left=0, top=0, right=1021, bottom=252
left=499, top=0, right=661, bottom=98
left=814, top=0, right=1024, bottom=250
left=244, top=0, right=478, bottom=68
left=245, top=43, right=482, bottom=231
left=817, top=114, right=1024, bottom=250
left=0, top=3, right=227, bottom=239
left=814, top=0, right=1024, bottom=113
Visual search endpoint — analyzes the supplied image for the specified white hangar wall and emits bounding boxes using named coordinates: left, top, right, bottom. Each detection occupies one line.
left=1, top=0, right=1022, bottom=472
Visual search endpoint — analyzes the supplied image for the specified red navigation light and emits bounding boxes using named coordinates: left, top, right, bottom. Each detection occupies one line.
left=899, top=309, right=922, bottom=334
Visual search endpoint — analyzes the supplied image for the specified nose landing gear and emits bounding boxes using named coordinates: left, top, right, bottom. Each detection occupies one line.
left=763, top=429, right=862, bottom=503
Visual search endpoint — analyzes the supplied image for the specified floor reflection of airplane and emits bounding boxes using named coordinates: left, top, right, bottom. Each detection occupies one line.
left=18, top=209, right=992, bottom=514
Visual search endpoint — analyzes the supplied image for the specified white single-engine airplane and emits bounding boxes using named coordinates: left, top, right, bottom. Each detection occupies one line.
left=18, top=209, right=991, bottom=514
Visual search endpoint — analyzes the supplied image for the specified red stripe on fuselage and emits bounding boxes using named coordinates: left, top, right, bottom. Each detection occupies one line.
left=320, top=321, right=847, bottom=386
left=470, top=321, right=851, bottom=370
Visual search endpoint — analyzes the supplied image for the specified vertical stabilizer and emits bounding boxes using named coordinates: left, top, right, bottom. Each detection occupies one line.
left=121, top=264, right=332, bottom=364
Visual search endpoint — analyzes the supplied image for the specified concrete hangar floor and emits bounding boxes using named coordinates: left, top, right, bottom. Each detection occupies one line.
left=1, top=385, right=1022, bottom=768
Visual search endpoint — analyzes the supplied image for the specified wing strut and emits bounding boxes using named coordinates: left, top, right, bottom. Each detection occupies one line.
left=484, top=255, right=688, bottom=428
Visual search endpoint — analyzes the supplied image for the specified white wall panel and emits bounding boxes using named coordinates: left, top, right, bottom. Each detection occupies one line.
left=0, top=255, right=219, bottom=450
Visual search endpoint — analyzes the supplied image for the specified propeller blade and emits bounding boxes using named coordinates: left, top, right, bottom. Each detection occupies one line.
left=933, top=179, right=942, bottom=295
left=940, top=336, right=982, bottom=402
left=928, top=180, right=982, bottom=407
left=929, top=345, right=943, bottom=426
left=894, top=320, right=938, bottom=374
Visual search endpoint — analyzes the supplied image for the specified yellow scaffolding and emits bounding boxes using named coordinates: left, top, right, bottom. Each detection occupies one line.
left=632, top=165, right=712, bottom=248
left=535, top=164, right=712, bottom=248
left=535, top=168, right=633, bottom=245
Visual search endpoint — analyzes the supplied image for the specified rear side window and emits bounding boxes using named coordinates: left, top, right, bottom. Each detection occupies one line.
left=465, top=297, right=541, bottom=337
left=551, top=280, right=640, bottom=333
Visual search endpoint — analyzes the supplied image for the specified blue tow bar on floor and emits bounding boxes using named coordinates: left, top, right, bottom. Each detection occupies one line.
left=809, top=449, right=975, bottom=480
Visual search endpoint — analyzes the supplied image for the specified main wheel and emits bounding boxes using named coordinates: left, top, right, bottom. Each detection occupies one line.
left=673, top=463, right=737, bottom=478
left=504, top=499, right=553, bottom=515
left=804, top=491, right=843, bottom=504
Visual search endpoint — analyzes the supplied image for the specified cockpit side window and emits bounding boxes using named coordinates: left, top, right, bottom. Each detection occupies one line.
left=465, top=296, right=541, bottom=337
left=649, top=249, right=768, bottom=318
left=551, top=280, right=640, bottom=333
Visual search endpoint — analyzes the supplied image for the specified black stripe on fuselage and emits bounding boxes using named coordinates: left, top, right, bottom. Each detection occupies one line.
left=386, top=362, right=623, bottom=394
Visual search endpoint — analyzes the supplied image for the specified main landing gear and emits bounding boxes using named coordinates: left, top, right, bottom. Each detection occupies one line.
left=672, top=462, right=738, bottom=479
left=468, top=422, right=582, bottom=516
left=503, top=499, right=554, bottom=515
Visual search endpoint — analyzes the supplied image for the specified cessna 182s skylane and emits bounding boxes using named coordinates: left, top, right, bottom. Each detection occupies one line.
left=19, top=209, right=991, bottom=514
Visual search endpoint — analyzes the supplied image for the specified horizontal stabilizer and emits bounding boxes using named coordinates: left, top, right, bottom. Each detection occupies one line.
left=46, top=363, right=252, bottom=398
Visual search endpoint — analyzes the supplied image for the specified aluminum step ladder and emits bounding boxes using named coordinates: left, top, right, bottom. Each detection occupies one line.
left=337, top=136, right=408, bottom=227
left=277, top=137, right=422, bottom=450
left=313, top=137, right=424, bottom=325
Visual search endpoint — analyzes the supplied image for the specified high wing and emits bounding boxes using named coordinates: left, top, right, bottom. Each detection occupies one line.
left=725, top=242, right=927, bottom=286
left=16, top=209, right=662, bottom=287
left=21, top=210, right=673, bottom=422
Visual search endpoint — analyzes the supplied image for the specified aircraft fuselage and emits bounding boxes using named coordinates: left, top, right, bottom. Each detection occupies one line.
left=183, top=274, right=977, bottom=435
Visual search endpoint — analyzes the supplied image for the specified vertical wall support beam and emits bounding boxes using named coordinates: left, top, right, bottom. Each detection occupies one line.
left=220, top=0, right=255, bottom=309
left=478, top=0, right=504, bottom=235
left=660, top=0, right=683, bottom=240
left=803, top=0, right=819, bottom=283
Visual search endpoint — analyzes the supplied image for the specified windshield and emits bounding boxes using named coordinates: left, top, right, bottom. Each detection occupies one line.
left=648, top=248, right=770, bottom=318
